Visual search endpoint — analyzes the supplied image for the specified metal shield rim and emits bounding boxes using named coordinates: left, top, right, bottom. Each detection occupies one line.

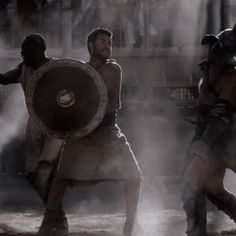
left=26, top=59, right=108, bottom=139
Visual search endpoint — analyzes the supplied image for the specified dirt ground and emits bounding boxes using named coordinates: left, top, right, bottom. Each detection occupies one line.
left=0, top=175, right=236, bottom=236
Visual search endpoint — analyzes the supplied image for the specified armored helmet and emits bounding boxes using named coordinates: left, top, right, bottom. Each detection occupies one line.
left=201, top=24, right=236, bottom=66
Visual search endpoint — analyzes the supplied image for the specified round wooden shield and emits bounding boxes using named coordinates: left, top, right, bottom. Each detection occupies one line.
left=26, top=59, right=108, bottom=139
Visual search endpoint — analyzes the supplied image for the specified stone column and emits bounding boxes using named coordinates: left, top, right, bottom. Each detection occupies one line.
left=206, top=0, right=221, bottom=34
left=220, top=0, right=231, bottom=29
left=61, top=0, right=72, bottom=57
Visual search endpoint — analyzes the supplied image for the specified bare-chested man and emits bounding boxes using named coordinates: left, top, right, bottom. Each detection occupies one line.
left=182, top=24, right=236, bottom=236
left=37, top=28, right=142, bottom=236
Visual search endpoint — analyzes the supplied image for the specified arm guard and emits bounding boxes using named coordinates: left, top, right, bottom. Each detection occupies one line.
left=190, top=99, right=232, bottom=161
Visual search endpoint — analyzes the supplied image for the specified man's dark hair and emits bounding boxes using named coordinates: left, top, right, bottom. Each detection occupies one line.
left=87, top=28, right=112, bottom=53
left=22, top=33, right=46, bottom=51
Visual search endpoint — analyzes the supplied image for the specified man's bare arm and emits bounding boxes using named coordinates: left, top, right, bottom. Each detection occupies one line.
left=0, top=63, right=22, bottom=85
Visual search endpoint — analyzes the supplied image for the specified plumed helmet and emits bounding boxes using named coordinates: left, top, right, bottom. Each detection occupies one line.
left=201, top=24, right=236, bottom=66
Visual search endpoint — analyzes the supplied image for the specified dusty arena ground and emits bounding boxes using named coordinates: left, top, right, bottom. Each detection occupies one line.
left=0, top=175, right=236, bottom=236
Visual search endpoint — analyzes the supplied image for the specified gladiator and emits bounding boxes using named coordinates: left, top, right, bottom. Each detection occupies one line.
left=0, top=34, right=69, bottom=235
left=181, top=24, right=236, bottom=236
left=36, top=28, right=142, bottom=236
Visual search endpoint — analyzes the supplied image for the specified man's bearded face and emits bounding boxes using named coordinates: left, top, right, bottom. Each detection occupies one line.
left=92, top=34, right=112, bottom=60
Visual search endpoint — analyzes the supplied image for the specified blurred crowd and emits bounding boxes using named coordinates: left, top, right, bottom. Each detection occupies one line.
left=0, top=0, right=233, bottom=48
left=0, top=0, right=160, bottom=48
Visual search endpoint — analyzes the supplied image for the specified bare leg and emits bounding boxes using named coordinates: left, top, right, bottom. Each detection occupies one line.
left=46, top=179, right=68, bottom=210
left=206, top=158, right=236, bottom=223
left=123, top=179, right=141, bottom=236
left=182, top=152, right=226, bottom=236
left=182, top=155, right=210, bottom=236
left=38, top=180, right=69, bottom=236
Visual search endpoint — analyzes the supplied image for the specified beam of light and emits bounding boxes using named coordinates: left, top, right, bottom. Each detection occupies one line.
left=0, top=86, right=27, bottom=158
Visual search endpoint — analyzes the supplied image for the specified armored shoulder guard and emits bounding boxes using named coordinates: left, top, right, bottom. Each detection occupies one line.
left=209, top=99, right=232, bottom=124
left=198, top=99, right=232, bottom=152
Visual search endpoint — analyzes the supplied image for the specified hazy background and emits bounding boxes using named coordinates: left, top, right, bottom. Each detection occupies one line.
left=0, top=0, right=236, bottom=234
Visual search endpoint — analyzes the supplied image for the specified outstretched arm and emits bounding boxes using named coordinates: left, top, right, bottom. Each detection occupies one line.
left=0, top=63, right=23, bottom=85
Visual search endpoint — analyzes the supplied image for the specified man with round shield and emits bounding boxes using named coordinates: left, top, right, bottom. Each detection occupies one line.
left=36, top=28, right=142, bottom=236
